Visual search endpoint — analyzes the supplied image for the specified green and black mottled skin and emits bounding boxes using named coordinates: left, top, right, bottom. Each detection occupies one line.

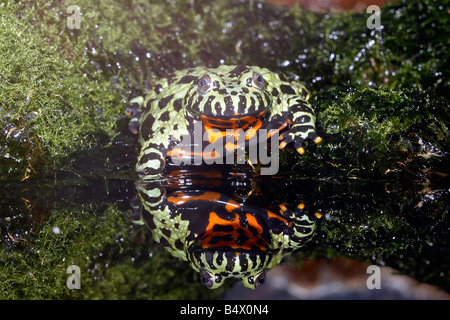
left=128, top=65, right=321, bottom=178
left=129, top=65, right=322, bottom=289
left=136, top=176, right=320, bottom=289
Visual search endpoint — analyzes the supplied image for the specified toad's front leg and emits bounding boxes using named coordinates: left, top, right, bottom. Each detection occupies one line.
left=278, top=97, right=321, bottom=154
left=278, top=202, right=322, bottom=249
left=136, top=141, right=168, bottom=177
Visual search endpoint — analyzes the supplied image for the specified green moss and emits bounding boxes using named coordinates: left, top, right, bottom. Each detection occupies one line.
left=286, top=0, right=449, bottom=96
left=0, top=185, right=224, bottom=299
left=0, top=4, right=124, bottom=180
left=308, top=84, right=449, bottom=175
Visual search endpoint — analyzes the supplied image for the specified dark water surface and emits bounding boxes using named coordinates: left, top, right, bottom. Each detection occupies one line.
left=1, top=149, right=448, bottom=299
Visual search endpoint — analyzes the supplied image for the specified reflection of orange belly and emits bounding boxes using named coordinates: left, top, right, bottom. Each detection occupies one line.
left=167, top=190, right=290, bottom=252
left=201, top=211, right=269, bottom=251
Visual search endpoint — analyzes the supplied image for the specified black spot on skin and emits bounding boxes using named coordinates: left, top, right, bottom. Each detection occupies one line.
left=249, top=96, right=256, bottom=108
left=160, top=237, right=169, bottom=247
left=238, top=95, right=247, bottom=113
left=142, top=211, right=156, bottom=228
left=278, top=72, right=288, bottom=82
left=298, top=115, right=311, bottom=123
left=161, top=228, right=171, bottom=238
left=173, top=98, right=182, bottom=112
left=159, top=111, right=170, bottom=122
left=291, top=102, right=312, bottom=113
left=239, top=255, right=249, bottom=271
left=140, top=114, right=155, bottom=139
left=297, top=226, right=313, bottom=234
left=271, top=87, right=279, bottom=96
left=215, top=253, right=224, bottom=266
left=158, top=94, right=174, bottom=109
left=175, top=239, right=183, bottom=250
left=154, top=84, right=163, bottom=94
left=236, top=234, right=250, bottom=245
left=203, top=95, right=215, bottom=115
left=213, top=224, right=234, bottom=232
left=241, top=87, right=249, bottom=94
left=209, top=234, right=234, bottom=244
left=230, top=91, right=237, bottom=96
left=229, top=65, right=249, bottom=78
left=280, top=85, right=295, bottom=95
left=224, top=96, right=233, bottom=110
left=177, top=75, right=197, bottom=84
left=294, top=124, right=316, bottom=133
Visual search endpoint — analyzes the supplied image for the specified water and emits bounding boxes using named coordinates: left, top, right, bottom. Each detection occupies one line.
left=1, top=143, right=448, bottom=299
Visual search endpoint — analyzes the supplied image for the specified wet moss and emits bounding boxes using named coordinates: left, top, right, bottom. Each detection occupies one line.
left=0, top=182, right=224, bottom=299
left=286, top=0, right=449, bottom=96
left=310, top=85, right=449, bottom=175
left=0, top=4, right=124, bottom=181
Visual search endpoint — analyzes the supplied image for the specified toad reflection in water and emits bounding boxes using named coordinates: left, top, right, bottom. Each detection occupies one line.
left=135, top=169, right=321, bottom=289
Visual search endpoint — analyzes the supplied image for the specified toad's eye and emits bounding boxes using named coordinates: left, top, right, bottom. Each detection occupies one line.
left=252, top=72, right=264, bottom=90
left=248, top=271, right=266, bottom=288
left=198, top=74, right=212, bottom=95
left=254, top=272, right=266, bottom=288
left=199, top=268, right=215, bottom=288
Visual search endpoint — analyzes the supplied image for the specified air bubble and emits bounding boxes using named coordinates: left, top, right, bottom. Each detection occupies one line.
left=52, top=227, right=61, bottom=234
